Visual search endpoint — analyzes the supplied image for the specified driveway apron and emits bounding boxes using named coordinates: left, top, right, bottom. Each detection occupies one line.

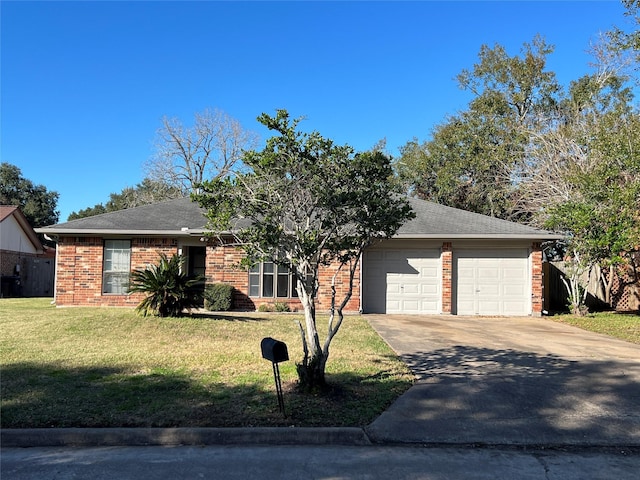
left=365, top=314, right=640, bottom=447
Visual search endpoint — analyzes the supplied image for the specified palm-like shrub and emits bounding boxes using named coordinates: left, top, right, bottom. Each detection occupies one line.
left=128, top=253, right=204, bottom=317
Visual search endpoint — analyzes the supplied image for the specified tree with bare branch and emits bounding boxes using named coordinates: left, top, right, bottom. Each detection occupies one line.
left=516, top=39, right=640, bottom=312
left=146, top=108, right=259, bottom=194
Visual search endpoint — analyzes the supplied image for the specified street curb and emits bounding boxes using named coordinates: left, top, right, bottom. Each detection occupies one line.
left=1, top=427, right=372, bottom=448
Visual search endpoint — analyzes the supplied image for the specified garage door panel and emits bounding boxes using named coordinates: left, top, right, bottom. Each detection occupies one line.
left=504, top=284, right=526, bottom=296
left=403, top=300, right=420, bottom=310
left=387, top=283, right=400, bottom=294
left=478, top=268, right=499, bottom=279
left=504, top=268, right=525, bottom=279
left=478, top=300, right=500, bottom=315
left=457, top=283, right=475, bottom=295
left=481, top=285, right=500, bottom=296
left=503, top=301, right=528, bottom=315
left=363, top=249, right=440, bottom=314
left=455, top=249, right=530, bottom=316
left=403, top=283, right=420, bottom=294
left=387, top=300, right=400, bottom=311
left=422, top=284, right=439, bottom=295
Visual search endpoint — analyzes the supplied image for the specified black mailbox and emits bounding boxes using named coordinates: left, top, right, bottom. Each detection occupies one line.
left=261, top=337, right=289, bottom=363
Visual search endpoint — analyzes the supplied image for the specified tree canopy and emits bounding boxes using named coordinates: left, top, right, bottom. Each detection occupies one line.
left=0, top=162, right=59, bottom=227
left=397, top=28, right=639, bottom=313
left=196, top=110, right=414, bottom=389
left=397, top=36, right=561, bottom=220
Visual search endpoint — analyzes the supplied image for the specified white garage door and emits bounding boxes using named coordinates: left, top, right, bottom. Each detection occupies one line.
left=454, top=249, right=530, bottom=316
left=363, top=249, right=440, bottom=314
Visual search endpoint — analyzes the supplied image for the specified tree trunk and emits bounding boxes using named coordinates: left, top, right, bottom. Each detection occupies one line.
left=295, top=278, right=327, bottom=391
left=296, top=351, right=327, bottom=391
left=604, top=264, right=615, bottom=307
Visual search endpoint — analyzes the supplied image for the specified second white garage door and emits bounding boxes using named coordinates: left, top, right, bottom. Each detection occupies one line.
left=363, top=249, right=440, bottom=314
left=454, top=249, right=530, bottom=316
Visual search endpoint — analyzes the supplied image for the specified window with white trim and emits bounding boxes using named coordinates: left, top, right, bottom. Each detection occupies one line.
left=249, top=262, right=309, bottom=298
left=102, top=240, right=131, bottom=294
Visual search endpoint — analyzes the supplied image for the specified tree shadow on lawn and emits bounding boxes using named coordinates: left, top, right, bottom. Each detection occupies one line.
left=189, top=312, right=266, bottom=322
left=375, top=346, right=640, bottom=444
left=1, top=361, right=411, bottom=429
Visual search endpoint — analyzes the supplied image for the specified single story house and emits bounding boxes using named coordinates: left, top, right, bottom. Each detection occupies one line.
left=36, top=197, right=560, bottom=316
left=1, top=205, right=55, bottom=297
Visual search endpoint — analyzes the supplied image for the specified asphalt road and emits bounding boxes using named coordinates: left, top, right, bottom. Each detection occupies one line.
left=3, top=445, right=639, bottom=480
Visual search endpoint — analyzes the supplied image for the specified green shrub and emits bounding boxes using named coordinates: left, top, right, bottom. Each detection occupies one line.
left=257, top=302, right=290, bottom=312
left=204, top=283, right=234, bottom=311
left=274, top=302, right=290, bottom=312
left=129, top=253, right=203, bottom=317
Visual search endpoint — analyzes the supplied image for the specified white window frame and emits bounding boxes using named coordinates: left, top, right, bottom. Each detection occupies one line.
left=102, top=239, right=131, bottom=294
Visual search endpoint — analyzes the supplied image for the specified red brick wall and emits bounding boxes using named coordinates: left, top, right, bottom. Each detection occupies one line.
left=315, top=259, right=361, bottom=312
left=55, top=237, right=178, bottom=307
left=203, top=244, right=361, bottom=312
left=55, top=237, right=362, bottom=312
left=441, top=242, right=453, bottom=314
left=531, top=242, right=543, bottom=316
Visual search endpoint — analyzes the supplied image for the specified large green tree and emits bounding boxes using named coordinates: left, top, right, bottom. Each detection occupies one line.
left=196, top=110, right=414, bottom=390
left=397, top=36, right=561, bottom=219
left=517, top=37, right=639, bottom=312
left=0, top=162, right=59, bottom=227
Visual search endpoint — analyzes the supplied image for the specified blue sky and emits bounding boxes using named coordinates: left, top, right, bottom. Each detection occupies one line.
left=1, top=1, right=631, bottom=222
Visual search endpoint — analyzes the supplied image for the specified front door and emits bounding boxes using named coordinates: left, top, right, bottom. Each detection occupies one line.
left=187, top=246, right=206, bottom=304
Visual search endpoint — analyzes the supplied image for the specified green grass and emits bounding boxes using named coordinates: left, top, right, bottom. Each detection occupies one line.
left=0, top=298, right=413, bottom=428
left=550, top=311, right=640, bottom=345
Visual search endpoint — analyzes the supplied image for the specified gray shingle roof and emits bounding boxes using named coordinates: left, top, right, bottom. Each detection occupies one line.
left=36, top=196, right=560, bottom=240
left=397, top=197, right=560, bottom=239
left=37, top=198, right=208, bottom=235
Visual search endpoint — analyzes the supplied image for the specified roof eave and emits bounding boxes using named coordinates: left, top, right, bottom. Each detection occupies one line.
left=34, top=228, right=199, bottom=236
left=393, top=233, right=564, bottom=240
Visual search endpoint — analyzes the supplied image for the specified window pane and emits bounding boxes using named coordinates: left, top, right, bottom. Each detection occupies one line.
left=103, top=240, right=131, bottom=294
left=249, top=269, right=260, bottom=297
left=103, top=272, right=129, bottom=294
left=262, top=262, right=274, bottom=297
left=262, top=275, right=274, bottom=297
left=278, top=267, right=290, bottom=297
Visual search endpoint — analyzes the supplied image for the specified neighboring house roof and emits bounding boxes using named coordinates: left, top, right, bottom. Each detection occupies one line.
left=36, top=196, right=560, bottom=241
left=0, top=205, right=44, bottom=253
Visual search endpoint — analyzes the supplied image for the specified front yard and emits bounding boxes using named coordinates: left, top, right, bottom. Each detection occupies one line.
left=550, top=311, right=640, bottom=345
left=0, top=298, right=413, bottom=428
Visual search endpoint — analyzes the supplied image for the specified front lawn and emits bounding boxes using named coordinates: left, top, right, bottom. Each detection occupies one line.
left=550, top=311, right=640, bottom=345
left=0, top=298, right=413, bottom=428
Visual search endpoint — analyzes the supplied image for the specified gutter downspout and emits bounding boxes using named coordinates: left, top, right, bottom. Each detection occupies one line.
left=45, top=234, right=58, bottom=305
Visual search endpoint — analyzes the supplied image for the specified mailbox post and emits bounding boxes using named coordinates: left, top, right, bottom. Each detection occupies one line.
left=261, top=337, right=289, bottom=415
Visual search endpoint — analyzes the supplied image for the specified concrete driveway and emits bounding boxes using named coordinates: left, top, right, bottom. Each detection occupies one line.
left=365, top=314, right=640, bottom=447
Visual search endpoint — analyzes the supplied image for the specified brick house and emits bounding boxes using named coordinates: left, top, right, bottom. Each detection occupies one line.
left=36, top=197, right=560, bottom=315
left=1, top=205, right=55, bottom=297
